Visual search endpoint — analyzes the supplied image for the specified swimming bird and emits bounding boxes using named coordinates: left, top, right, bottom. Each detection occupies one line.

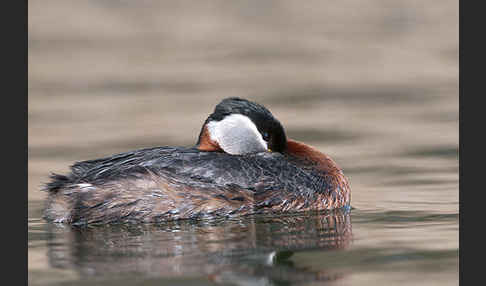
left=43, top=97, right=350, bottom=224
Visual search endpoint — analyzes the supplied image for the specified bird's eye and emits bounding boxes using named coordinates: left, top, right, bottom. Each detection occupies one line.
left=262, top=131, right=270, bottom=141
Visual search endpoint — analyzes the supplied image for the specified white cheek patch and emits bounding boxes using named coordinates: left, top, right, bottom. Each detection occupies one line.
left=206, top=114, right=268, bottom=155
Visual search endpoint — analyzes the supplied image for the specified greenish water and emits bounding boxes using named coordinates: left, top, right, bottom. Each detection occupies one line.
left=29, top=1, right=458, bottom=285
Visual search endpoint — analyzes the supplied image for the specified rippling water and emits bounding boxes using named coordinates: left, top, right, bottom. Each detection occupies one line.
left=28, top=1, right=458, bottom=285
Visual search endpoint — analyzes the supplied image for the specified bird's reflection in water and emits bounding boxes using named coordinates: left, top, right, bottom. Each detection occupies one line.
left=46, top=209, right=352, bottom=285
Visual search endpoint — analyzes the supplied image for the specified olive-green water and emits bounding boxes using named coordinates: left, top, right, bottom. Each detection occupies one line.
left=28, top=1, right=458, bottom=285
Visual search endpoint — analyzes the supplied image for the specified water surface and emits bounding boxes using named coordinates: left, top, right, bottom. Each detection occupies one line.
left=29, top=1, right=458, bottom=285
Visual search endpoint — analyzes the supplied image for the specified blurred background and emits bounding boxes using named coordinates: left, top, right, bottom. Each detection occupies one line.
left=28, top=1, right=458, bottom=285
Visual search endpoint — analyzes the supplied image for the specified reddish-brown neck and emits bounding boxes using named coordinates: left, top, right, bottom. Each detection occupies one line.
left=197, top=130, right=343, bottom=175
left=197, top=125, right=223, bottom=152
left=285, top=139, right=342, bottom=174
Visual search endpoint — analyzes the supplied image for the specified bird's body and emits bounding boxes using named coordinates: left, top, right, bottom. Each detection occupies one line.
left=43, top=98, right=350, bottom=225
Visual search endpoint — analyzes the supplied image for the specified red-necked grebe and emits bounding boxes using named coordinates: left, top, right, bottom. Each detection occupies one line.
left=43, top=97, right=351, bottom=224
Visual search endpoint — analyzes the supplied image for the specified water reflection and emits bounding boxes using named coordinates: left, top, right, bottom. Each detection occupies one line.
left=45, top=210, right=352, bottom=285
